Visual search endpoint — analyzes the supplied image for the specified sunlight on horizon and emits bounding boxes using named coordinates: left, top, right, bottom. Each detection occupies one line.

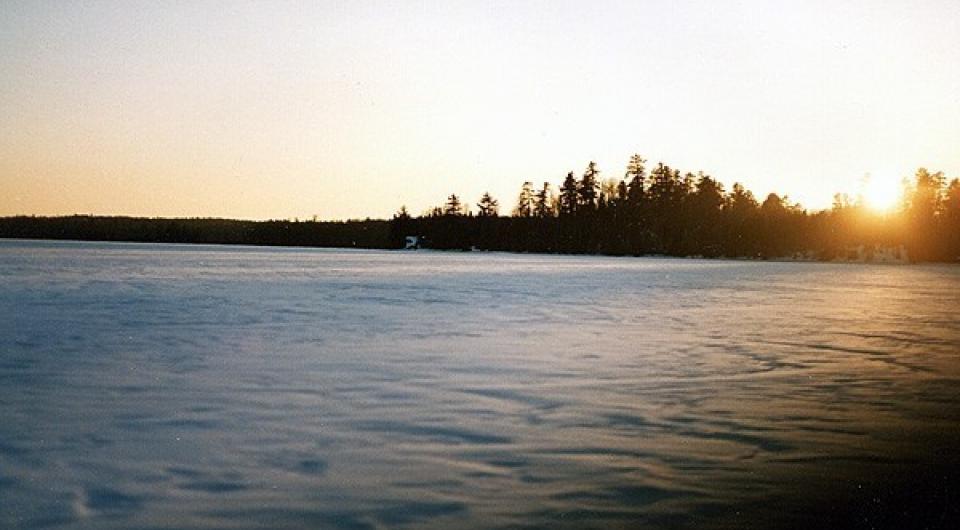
left=1, top=1, right=959, bottom=220
left=861, top=173, right=904, bottom=213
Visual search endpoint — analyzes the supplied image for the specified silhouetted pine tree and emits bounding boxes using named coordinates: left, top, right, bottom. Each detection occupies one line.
left=945, top=179, right=960, bottom=260
left=722, top=183, right=759, bottom=257
left=683, top=173, right=724, bottom=256
left=533, top=182, right=558, bottom=252
left=575, top=162, right=601, bottom=252
left=389, top=206, right=412, bottom=248
left=475, top=192, right=500, bottom=250
left=624, top=155, right=648, bottom=254
left=534, top=182, right=554, bottom=218
left=907, top=168, right=946, bottom=261
left=477, top=193, right=499, bottom=217
left=558, top=172, right=579, bottom=252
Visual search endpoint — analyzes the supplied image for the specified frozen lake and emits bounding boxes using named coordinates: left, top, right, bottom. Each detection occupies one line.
left=2, top=239, right=959, bottom=529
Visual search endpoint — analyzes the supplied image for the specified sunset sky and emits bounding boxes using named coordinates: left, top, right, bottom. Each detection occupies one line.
left=2, top=0, right=958, bottom=220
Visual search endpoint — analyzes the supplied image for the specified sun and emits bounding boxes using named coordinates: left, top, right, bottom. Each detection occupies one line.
left=862, top=175, right=902, bottom=212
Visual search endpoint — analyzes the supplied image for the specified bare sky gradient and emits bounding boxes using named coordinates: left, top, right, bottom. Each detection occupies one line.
left=2, top=0, right=958, bottom=219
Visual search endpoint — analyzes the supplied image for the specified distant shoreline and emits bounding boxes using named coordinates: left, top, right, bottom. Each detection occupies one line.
left=5, top=164, right=960, bottom=264
left=0, top=214, right=392, bottom=251
left=0, top=226, right=939, bottom=267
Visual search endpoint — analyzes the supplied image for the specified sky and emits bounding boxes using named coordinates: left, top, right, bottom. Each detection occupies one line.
left=2, top=0, right=959, bottom=220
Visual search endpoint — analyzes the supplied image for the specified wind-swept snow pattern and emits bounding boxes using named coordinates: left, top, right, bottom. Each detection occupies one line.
left=1, top=240, right=959, bottom=529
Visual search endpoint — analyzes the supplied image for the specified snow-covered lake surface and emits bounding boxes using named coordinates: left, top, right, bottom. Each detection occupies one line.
left=2, top=239, right=959, bottom=529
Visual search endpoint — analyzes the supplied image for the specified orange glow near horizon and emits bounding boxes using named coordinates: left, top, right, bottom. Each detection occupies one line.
left=1, top=1, right=959, bottom=220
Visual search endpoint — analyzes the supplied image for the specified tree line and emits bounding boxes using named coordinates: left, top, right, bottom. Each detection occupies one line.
left=2, top=157, right=957, bottom=262
left=0, top=215, right=390, bottom=249
left=390, top=156, right=960, bottom=262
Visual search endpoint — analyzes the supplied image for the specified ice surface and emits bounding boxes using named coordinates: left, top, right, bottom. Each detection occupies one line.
left=1, top=240, right=959, bottom=528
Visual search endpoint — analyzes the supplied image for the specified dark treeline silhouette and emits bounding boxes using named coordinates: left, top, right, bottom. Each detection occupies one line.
left=390, top=157, right=960, bottom=262
left=0, top=215, right=390, bottom=249
left=3, top=158, right=958, bottom=262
